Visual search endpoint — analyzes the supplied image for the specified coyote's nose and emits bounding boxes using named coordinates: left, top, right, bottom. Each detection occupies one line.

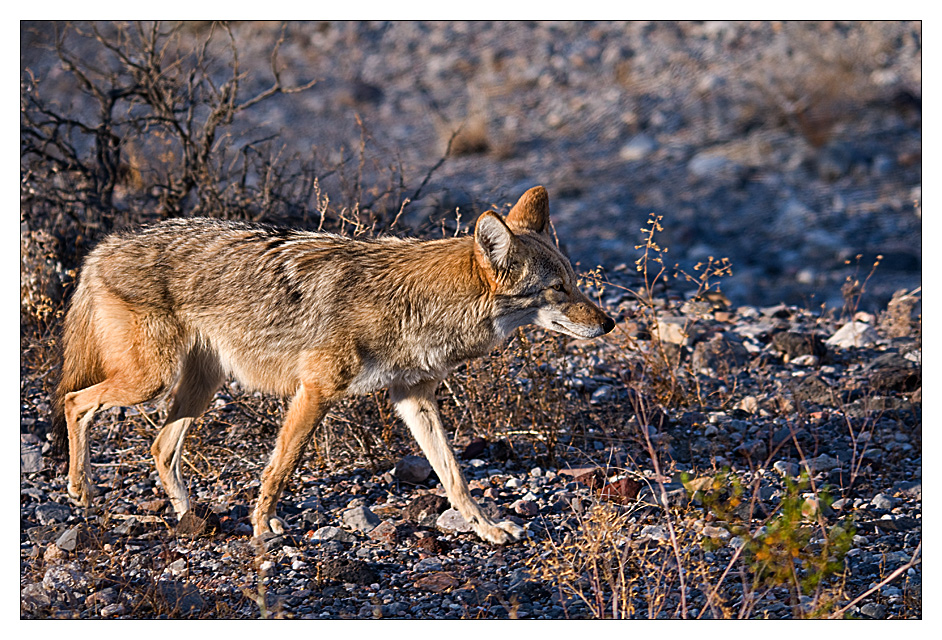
left=602, top=316, right=616, bottom=334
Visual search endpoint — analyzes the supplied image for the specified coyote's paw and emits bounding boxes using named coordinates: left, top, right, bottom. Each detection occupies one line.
left=479, top=519, right=526, bottom=545
left=67, top=480, right=96, bottom=507
left=252, top=514, right=287, bottom=537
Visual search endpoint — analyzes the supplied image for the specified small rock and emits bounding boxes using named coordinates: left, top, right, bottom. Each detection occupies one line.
left=512, top=500, right=539, bottom=517
left=640, top=524, right=669, bottom=542
left=414, top=536, right=450, bottom=555
left=393, top=455, right=432, bottom=484
left=870, top=366, right=920, bottom=393
left=34, top=502, right=71, bottom=525
left=21, top=583, right=51, bottom=611
left=860, top=602, right=887, bottom=619
left=737, top=396, right=759, bottom=414
left=413, top=556, right=444, bottom=572
left=599, top=477, right=642, bottom=504
left=639, top=482, right=688, bottom=508
left=792, top=375, right=834, bottom=406
left=567, top=467, right=605, bottom=490
left=826, top=322, right=879, bottom=349
left=688, top=149, right=741, bottom=180
left=436, top=508, right=473, bottom=533
left=113, top=517, right=145, bottom=537
left=367, top=519, right=400, bottom=544
left=27, top=523, right=69, bottom=545
left=21, top=445, right=43, bottom=474
left=894, top=481, right=921, bottom=500
left=310, top=526, right=357, bottom=543
left=773, top=460, right=800, bottom=478
left=801, top=496, right=831, bottom=520
left=43, top=563, right=91, bottom=593
left=55, top=526, right=88, bottom=552
left=402, top=494, right=449, bottom=526
left=701, top=525, right=731, bottom=541
left=735, top=440, right=768, bottom=461
left=413, top=571, right=460, bottom=593
left=653, top=316, right=695, bottom=345
left=460, top=437, right=488, bottom=460
left=139, top=498, right=168, bottom=513
left=808, top=453, right=840, bottom=473
left=590, top=385, right=614, bottom=404
left=85, top=588, right=117, bottom=608
left=619, top=133, right=657, bottom=162
left=341, top=505, right=381, bottom=533
left=43, top=543, right=65, bottom=563
left=871, top=493, right=898, bottom=510
left=790, top=354, right=820, bottom=367
left=100, top=603, right=127, bottom=617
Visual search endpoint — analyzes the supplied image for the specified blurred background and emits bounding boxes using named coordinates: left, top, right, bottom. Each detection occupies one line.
left=21, top=21, right=921, bottom=313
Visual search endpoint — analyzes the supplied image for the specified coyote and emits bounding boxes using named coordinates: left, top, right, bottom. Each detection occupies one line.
left=52, top=186, right=614, bottom=544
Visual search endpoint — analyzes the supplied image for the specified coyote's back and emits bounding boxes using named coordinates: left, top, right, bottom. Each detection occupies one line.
left=54, top=186, right=614, bottom=545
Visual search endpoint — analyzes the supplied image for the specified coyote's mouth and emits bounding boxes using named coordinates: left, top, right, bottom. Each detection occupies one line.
left=551, top=320, right=595, bottom=338
left=550, top=320, right=603, bottom=338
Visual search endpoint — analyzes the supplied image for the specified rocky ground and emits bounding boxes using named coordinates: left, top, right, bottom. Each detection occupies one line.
left=20, top=21, right=921, bottom=619
left=20, top=271, right=921, bottom=619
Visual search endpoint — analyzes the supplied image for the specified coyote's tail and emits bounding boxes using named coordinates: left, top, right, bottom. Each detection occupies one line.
left=51, top=276, right=105, bottom=456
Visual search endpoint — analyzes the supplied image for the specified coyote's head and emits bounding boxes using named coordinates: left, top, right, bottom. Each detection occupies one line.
left=474, top=186, right=616, bottom=340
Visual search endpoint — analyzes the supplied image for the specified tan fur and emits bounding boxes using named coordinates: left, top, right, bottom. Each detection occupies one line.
left=52, top=186, right=614, bottom=544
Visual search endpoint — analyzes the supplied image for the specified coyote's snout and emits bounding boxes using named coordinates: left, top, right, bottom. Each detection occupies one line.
left=53, top=186, right=614, bottom=544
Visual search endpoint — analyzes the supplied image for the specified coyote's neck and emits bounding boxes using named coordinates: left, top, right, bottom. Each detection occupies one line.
left=398, top=235, right=502, bottom=358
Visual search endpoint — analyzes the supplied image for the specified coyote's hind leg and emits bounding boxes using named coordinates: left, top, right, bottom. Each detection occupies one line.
left=151, top=346, right=224, bottom=519
left=64, top=376, right=161, bottom=507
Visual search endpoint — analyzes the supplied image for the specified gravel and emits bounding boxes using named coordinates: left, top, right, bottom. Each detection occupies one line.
left=20, top=291, right=921, bottom=619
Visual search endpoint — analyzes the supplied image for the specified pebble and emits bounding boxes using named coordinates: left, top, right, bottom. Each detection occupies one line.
left=21, top=445, right=43, bottom=474
left=826, top=322, right=880, bottom=349
left=513, top=500, right=539, bottom=517
left=34, top=502, right=71, bottom=525
left=310, top=526, right=357, bottom=543
left=640, top=525, right=669, bottom=542
left=436, top=508, right=473, bottom=533
left=341, top=506, right=381, bottom=533
left=773, top=460, right=800, bottom=478
left=871, top=493, right=898, bottom=511
left=618, top=134, right=657, bottom=162
left=701, top=525, right=731, bottom=541
left=393, top=455, right=433, bottom=484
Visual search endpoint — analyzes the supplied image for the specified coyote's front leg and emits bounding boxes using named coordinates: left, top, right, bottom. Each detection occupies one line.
left=391, top=381, right=525, bottom=545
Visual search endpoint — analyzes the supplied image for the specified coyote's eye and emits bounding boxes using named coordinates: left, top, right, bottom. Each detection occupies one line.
left=550, top=283, right=565, bottom=292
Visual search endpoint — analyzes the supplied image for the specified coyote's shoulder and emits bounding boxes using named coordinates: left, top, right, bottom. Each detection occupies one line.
left=54, top=186, right=614, bottom=545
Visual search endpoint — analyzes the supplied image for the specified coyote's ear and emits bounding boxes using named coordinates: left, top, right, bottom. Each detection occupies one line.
left=474, top=211, right=516, bottom=274
left=506, top=185, right=549, bottom=234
